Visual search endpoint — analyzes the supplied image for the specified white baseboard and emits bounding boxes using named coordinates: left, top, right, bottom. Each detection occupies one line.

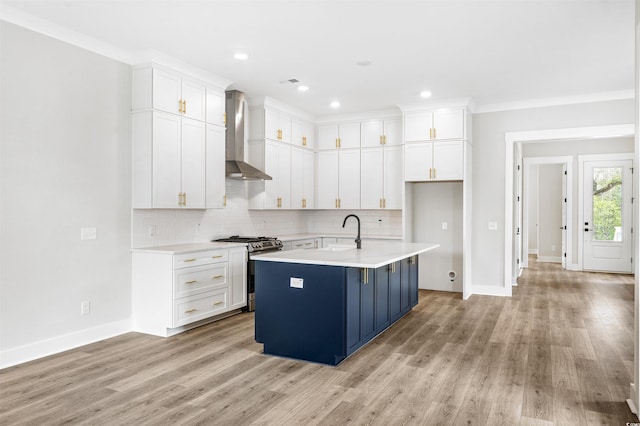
left=470, top=285, right=509, bottom=297
left=536, top=256, right=562, bottom=263
left=567, top=263, right=581, bottom=271
left=628, top=383, right=638, bottom=415
left=528, top=249, right=539, bottom=255
left=0, top=319, right=131, bottom=370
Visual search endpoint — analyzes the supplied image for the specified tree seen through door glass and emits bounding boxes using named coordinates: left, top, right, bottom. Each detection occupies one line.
left=592, top=167, right=623, bottom=241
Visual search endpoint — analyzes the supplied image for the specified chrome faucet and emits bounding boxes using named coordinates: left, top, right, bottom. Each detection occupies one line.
left=342, top=214, right=361, bottom=249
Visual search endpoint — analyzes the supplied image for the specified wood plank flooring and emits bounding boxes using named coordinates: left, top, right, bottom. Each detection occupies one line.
left=1, top=258, right=638, bottom=425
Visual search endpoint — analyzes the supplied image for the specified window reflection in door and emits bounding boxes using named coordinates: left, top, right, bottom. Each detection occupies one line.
left=592, top=166, right=623, bottom=242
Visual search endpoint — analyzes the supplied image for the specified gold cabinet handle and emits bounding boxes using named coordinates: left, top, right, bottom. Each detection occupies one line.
left=380, top=135, right=383, bottom=145
left=338, top=138, right=341, bottom=148
left=212, top=275, right=223, bottom=279
left=183, top=100, right=187, bottom=115
left=178, top=99, right=183, bottom=113
left=223, top=112, right=226, bottom=125
left=384, top=135, right=387, bottom=144
left=429, top=128, right=433, bottom=139
left=223, top=194, right=227, bottom=207
left=184, top=280, right=197, bottom=285
left=390, top=262, right=396, bottom=273
left=302, top=198, right=306, bottom=208
left=213, top=301, right=224, bottom=306
left=335, top=199, right=338, bottom=208
left=302, top=136, right=307, bottom=146
left=212, top=255, right=224, bottom=259
left=380, top=198, right=383, bottom=208
left=183, top=192, right=187, bottom=206
left=383, top=198, right=386, bottom=208
left=433, top=128, right=436, bottom=139
left=183, top=258, right=197, bottom=263
left=178, top=192, right=183, bottom=206
left=433, top=168, right=436, bottom=179
left=185, top=308, right=197, bottom=314
left=429, top=168, right=433, bottom=179
left=338, top=198, right=341, bottom=208
left=363, top=268, right=369, bottom=284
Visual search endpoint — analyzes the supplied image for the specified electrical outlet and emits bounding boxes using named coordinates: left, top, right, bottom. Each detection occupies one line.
left=80, top=227, right=97, bottom=240
left=81, top=300, right=91, bottom=315
left=148, top=225, right=156, bottom=237
left=195, top=223, right=200, bottom=233
left=442, top=222, right=448, bottom=230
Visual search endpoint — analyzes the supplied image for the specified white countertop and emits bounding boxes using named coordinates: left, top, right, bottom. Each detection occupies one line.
left=251, top=241, right=439, bottom=268
left=131, top=241, right=247, bottom=254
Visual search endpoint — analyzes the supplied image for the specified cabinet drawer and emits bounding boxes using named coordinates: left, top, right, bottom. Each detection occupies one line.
left=174, top=264, right=228, bottom=298
left=291, top=239, right=317, bottom=250
left=174, top=249, right=228, bottom=268
left=173, top=290, right=228, bottom=327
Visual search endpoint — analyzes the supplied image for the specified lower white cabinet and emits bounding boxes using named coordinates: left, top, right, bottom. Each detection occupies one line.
left=404, top=140, right=464, bottom=182
left=132, top=246, right=247, bottom=337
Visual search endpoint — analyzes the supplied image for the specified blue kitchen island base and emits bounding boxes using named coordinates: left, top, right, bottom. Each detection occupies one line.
left=255, top=256, right=418, bottom=366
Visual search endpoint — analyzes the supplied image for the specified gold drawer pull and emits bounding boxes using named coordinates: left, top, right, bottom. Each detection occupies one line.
left=185, top=280, right=197, bottom=285
left=211, top=255, right=224, bottom=259
left=212, top=275, right=223, bottom=279
left=213, top=301, right=224, bottom=306
left=296, top=244, right=304, bottom=247
left=183, top=258, right=197, bottom=263
left=185, top=308, right=197, bottom=314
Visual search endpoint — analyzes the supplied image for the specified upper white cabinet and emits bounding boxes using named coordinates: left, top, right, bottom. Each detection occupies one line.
left=248, top=140, right=291, bottom=209
left=250, top=106, right=292, bottom=143
left=361, top=118, right=402, bottom=148
left=361, top=146, right=403, bottom=209
left=404, top=109, right=465, bottom=142
left=132, top=64, right=228, bottom=209
left=317, top=122, right=361, bottom=150
left=292, top=119, right=315, bottom=149
left=404, top=140, right=464, bottom=181
left=291, top=147, right=315, bottom=209
left=316, top=149, right=360, bottom=209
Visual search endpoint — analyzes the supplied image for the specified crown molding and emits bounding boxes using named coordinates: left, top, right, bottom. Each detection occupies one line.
left=1, top=5, right=134, bottom=64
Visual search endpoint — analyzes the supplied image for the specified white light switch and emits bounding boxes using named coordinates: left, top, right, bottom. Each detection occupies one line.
left=80, top=227, right=97, bottom=240
left=488, top=222, right=498, bottom=231
left=442, top=222, right=448, bottom=230
left=290, top=277, right=303, bottom=289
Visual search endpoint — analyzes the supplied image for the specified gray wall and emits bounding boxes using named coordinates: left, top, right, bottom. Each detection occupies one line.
left=0, top=22, right=132, bottom=355
left=472, top=99, right=635, bottom=289
left=537, top=164, right=563, bottom=260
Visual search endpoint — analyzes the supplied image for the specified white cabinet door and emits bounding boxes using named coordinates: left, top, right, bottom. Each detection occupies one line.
left=433, top=141, right=464, bottom=181
left=206, top=124, right=225, bottom=209
left=361, top=147, right=384, bottom=209
left=433, top=109, right=464, bottom=140
left=153, top=69, right=182, bottom=115
left=383, top=118, right=402, bottom=146
left=302, top=149, right=315, bottom=209
left=206, top=88, right=225, bottom=126
left=264, top=141, right=291, bottom=209
left=404, top=142, right=433, bottom=182
left=361, top=120, right=384, bottom=148
left=278, top=143, right=291, bottom=208
left=338, top=149, right=361, bottom=209
left=181, top=77, right=206, bottom=122
left=181, top=118, right=206, bottom=208
left=383, top=146, right=403, bottom=209
left=317, top=150, right=339, bottom=208
left=404, top=111, right=432, bottom=142
left=228, top=248, right=247, bottom=310
left=317, top=125, right=339, bottom=150
left=153, top=111, right=182, bottom=208
left=265, top=109, right=291, bottom=143
left=338, top=123, right=361, bottom=149
left=292, top=120, right=314, bottom=149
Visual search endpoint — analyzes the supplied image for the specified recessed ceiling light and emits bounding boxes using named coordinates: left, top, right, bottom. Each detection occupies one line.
left=420, top=91, right=432, bottom=98
left=330, top=101, right=340, bottom=108
left=298, top=85, right=309, bottom=92
left=234, top=52, right=248, bottom=60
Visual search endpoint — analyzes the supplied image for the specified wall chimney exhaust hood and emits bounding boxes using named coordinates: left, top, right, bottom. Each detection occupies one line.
left=225, top=90, right=272, bottom=181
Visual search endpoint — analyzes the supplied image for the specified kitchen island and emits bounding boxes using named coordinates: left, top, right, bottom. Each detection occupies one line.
left=252, top=241, right=439, bottom=365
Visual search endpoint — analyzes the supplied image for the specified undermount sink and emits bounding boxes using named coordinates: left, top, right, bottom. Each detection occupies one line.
left=318, top=245, right=356, bottom=252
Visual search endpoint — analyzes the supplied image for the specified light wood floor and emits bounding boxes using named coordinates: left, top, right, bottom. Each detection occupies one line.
left=1, top=258, right=638, bottom=425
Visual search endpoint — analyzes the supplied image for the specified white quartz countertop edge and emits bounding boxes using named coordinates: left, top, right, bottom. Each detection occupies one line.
left=278, top=233, right=402, bottom=242
left=131, top=241, right=247, bottom=254
left=251, top=242, right=440, bottom=269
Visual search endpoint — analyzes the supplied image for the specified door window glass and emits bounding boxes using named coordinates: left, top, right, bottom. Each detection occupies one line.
left=592, top=167, right=623, bottom=241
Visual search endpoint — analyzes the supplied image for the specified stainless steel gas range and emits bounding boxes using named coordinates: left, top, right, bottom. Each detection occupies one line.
left=213, top=236, right=283, bottom=312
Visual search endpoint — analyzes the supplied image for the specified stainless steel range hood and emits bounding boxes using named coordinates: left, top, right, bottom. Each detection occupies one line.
left=225, top=90, right=272, bottom=180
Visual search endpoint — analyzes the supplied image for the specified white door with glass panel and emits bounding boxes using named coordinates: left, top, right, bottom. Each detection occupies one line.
left=583, top=160, right=632, bottom=273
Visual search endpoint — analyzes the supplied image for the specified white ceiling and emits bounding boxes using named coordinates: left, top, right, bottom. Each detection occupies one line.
left=1, top=0, right=635, bottom=118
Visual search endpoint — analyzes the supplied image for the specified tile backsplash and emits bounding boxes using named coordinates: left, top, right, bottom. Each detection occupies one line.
left=132, top=180, right=403, bottom=248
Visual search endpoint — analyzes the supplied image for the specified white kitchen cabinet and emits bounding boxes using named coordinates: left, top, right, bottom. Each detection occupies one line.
left=248, top=140, right=291, bottom=209
left=317, top=149, right=360, bottom=209
left=361, top=118, right=402, bottom=148
left=151, top=68, right=206, bottom=121
left=247, top=107, right=293, bottom=143
left=292, top=119, right=314, bottom=149
left=361, top=146, right=402, bottom=209
left=206, top=124, right=226, bottom=209
left=317, top=122, right=361, bottom=150
left=132, top=64, right=227, bottom=209
left=404, top=141, right=464, bottom=182
left=282, top=238, right=318, bottom=250
left=228, top=247, right=248, bottom=311
left=133, top=111, right=206, bottom=209
left=291, top=146, right=315, bottom=209
left=132, top=246, right=247, bottom=337
left=205, top=87, right=225, bottom=126
left=404, top=109, right=465, bottom=142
